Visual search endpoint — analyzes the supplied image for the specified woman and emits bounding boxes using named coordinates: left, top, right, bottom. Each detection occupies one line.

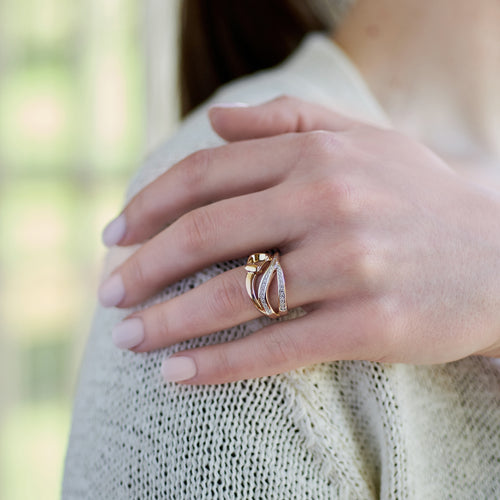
left=63, top=1, right=500, bottom=498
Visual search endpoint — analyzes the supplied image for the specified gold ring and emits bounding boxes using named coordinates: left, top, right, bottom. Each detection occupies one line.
left=245, top=252, right=288, bottom=318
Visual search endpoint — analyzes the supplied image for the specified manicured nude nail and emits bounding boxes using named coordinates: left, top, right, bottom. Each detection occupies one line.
left=161, top=356, right=197, bottom=382
left=112, top=317, right=144, bottom=349
left=98, top=274, right=125, bottom=307
left=210, top=102, right=249, bottom=109
left=102, top=213, right=126, bottom=247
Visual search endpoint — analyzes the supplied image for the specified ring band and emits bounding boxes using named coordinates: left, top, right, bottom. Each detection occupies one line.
left=245, top=252, right=288, bottom=318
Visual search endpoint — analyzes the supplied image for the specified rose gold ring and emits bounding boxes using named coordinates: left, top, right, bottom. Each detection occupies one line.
left=245, top=252, right=288, bottom=319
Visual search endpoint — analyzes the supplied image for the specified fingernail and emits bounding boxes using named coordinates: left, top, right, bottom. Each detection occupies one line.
left=102, top=214, right=126, bottom=247
left=209, top=102, right=249, bottom=109
left=98, top=274, right=125, bottom=307
left=112, top=317, right=144, bottom=349
left=161, top=356, right=197, bottom=382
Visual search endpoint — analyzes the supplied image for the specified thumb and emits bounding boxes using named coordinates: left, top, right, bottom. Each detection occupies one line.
left=208, top=95, right=360, bottom=142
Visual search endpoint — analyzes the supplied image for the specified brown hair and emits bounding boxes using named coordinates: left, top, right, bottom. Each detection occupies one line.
left=179, top=0, right=329, bottom=117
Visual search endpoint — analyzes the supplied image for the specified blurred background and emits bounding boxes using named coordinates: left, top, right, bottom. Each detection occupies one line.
left=0, top=1, right=179, bottom=498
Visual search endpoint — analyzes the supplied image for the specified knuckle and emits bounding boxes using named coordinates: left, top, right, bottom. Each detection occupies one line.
left=299, top=130, right=342, bottom=160
left=268, top=95, right=307, bottom=133
left=357, top=255, right=383, bottom=293
left=341, top=236, right=383, bottom=292
left=208, top=277, right=246, bottom=321
left=149, top=305, right=171, bottom=344
left=351, top=238, right=382, bottom=288
left=296, top=176, right=362, bottom=222
left=177, top=208, right=216, bottom=253
left=211, top=346, right=237, bottom=381
left=180, top=148, right=212, bottom=194
left=262, top=326, right=301, bottom=366
left=130, top=188, right=160, bottom=225
left=126, top=255, right=149, bottom=290
left=317, top=176, right=361, bottom=216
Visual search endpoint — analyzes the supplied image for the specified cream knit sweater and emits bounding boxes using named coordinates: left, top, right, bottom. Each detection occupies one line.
left=62, top=34, right=500, bottom=499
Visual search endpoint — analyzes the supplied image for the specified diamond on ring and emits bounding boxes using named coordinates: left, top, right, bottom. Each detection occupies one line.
left=245, top=252, right=288, bottom=319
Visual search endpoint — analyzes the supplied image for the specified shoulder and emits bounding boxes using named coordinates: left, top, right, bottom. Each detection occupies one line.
left=126, top=33, right=388, bottom=201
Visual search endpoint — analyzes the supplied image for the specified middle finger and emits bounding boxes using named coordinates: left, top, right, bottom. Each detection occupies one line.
left=98, top=187, right=299, bottom=308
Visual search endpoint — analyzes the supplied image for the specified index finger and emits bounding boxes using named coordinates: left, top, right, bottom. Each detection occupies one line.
left=102, top=132, right=329, bottom=247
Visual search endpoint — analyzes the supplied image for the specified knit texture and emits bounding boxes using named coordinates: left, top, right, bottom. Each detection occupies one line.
left=62, top=34, right=500, bottom=499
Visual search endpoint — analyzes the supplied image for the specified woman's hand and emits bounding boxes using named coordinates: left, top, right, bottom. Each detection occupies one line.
left=98, top=96, right=500, bottom=385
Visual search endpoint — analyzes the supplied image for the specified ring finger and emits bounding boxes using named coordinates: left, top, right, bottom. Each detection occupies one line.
left=110, top=250, right=317, bottom=352
left=98, top=187, right=304, bottom=308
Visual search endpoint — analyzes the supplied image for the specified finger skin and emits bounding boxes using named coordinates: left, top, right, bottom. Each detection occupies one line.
left=123, top=250, right=327, bottom=353
left=109, top=96, right=366, bottom=247
left=173, top=319, right=316, bottom=385
left=109, top=189, right=298, bottom=308
left=208, top=95, right=363, bottom=142
left=170, top=314, right=323, bottom=385
left=117, top=134, right=303, bottom=246
left=129, top=266, right=255, bottom=352
left=163, top=303, right=383, bottom=386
